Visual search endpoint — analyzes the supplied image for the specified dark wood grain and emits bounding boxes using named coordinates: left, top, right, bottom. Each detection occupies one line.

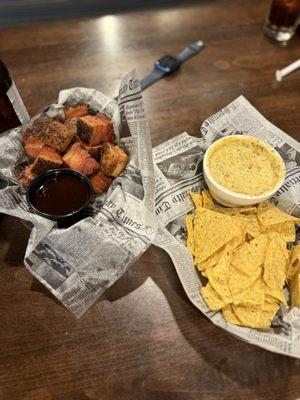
left=0, top=1, right=300, bottom=399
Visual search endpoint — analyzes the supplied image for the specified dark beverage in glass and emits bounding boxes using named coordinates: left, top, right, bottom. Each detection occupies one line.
left=264, top=0, right=300, bottom=41
left=0, top=59, right=29, bottom=134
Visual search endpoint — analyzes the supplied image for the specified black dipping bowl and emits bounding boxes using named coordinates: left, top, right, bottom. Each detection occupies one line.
left=26, top=169, right=93, bottom=224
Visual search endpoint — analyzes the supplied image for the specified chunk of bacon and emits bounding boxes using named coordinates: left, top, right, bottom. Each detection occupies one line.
left=79, top=141, right=103, bottom=162
left=90, top=171, right=113, bottom=194
left=24, top=139, right=44, bottom=160
left=19, top=165, right=37, bottom=186
left=64, top=104, right=89, bottom=119
left=44, top=120, right=74, bottom=152
left=31, top=145, right=63, bottom=174
left=64, top=117, right=79, bottom=136
left=63, top=142, right=100, bottom=176
left=101, top=143, right=128, bottom=177
left=77, top=114, right=115, bottom=146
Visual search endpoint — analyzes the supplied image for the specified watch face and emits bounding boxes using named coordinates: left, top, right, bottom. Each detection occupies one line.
left=155, top=55, right=181, bottom=73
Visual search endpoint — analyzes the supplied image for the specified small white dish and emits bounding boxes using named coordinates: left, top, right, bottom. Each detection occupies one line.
left=203, top=135, right=286, bottom=207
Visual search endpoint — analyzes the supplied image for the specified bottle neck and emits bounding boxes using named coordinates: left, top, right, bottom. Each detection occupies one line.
left=0, top=60, right=30, bottom=134
left=0, top=59, right=12, bottom=93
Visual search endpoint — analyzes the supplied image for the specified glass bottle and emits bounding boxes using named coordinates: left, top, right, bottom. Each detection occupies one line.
left=0, top=59, right=30, bottom=134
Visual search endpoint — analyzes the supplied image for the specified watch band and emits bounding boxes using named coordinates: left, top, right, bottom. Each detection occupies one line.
left=140, top=68, right=165, bottom=91
left=177, top=40, right=204, bottom=63
left=140, top=40, right=204, bottom=91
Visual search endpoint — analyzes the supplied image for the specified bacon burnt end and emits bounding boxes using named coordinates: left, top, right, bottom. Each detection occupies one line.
left=80, top=142, right=103, bottom=162
left=77, top=114, right=115, bottom=146
left=90, top=171, right=113, bottom=194
left=44, top=120, right=74, bottom=152
left=64, top=117, right=79, bottom=136
left=31, top=146, right=63, bottom=174
left=63, top=142, right=100, bottom=176
left=23, top=116, right=74, bottom=153
left=19, top=165, right=37, bottom=186
left=24, top=138, right=44, bottom=160
left=64, top=104, right=89, bottom=119
left=101, top=143, right=128, bottom=177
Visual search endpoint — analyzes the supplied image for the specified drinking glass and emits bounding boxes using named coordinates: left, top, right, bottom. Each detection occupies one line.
left=263, top=0, right=300, bottom=42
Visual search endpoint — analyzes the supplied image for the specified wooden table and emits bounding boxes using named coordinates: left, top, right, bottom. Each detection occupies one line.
left=1, top=1, right=300, bottom=399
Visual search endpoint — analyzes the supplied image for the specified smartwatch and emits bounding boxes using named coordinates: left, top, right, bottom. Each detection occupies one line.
left=140, top=40, right=204, bottom=91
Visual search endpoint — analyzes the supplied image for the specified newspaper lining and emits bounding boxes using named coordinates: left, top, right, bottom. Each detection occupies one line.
left=1, top=82, right=300, bottom=357
left=0, top=70, right=156, bottom=318
left=153, top=96, right=300, bottom=358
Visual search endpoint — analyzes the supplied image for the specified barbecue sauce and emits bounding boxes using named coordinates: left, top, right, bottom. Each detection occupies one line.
left=0, top=59, right=29, bottom=134
left=31, top=174, right=90, bottom=216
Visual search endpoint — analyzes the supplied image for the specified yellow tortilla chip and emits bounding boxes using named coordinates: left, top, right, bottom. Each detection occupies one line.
left=216, top=207, right=257, bottom=216
left=201, top=283, right=226, bottom=311
left=222, top=304, right=242, bottom=325
left=189, top=192, right=203, bottom=208
left=193, top=208, right=241, bottom=264
left=265, top=222, right=296, bottom=243
left=229, top=264, right=259, bottom=296
left=206, top=245, right=233, bottom=303
left=263, top=235, right=287, bottom=290
left=185, top=214, right=194, bottom=256
left=232, top=304, right=279, bottom=329
left=198, top=233, right=244, bottom=272
left=230, top=215, right=249, bottom=234
left=245, top=216, right=264, bottom=240
left=202, top=189, right=215, bottom=209
left=232, top=278, right=265, bottom=307
left=262, top=281, right=287, bottom=306
left=262, top=301, right=280, bottom=314
left=287, top=245, right=300, bottom=280
left=290, top=272, right=300, bottom=308
left=231, top=234, right=268, bottom=277
left=257, top=201, right=299, bottom=227
left=197, top=246, right=224, bottom=271
left=228, top=234, right=245, bottom=250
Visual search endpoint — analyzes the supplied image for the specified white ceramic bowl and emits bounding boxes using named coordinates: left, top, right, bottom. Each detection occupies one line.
left=203, top=135, right=286, bottom=207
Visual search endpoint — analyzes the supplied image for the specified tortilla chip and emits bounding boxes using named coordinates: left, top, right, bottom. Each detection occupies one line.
left=202, top=189, right=215, bottom=210
left=263, top=235, right=287, bottom=290
left=228, top=234, right=245, bottom=250
left=257, top=201, right=299, bottom=227
left=262, top=281, right=287, bottom=306
left=216, top=207, right=257, bottom=216
left=245, top=216, right=264, bottom=240
left=230, top=215, right=249, bottom=235
left=232, top=278, right=265, bottom=307
left=290, top=272, right=300, bottom=308
left=229, top=264, right=259, bottom=296
left=265, top=222, right=296, bottom=243
left=222, top=304, right=242, bottom=325
left=231, top=234, right=268, bottom=277
left=201, top=283, right=226, bottom=311
left=193, top=208, right=241, bottom=264
left=287, top=245, right=300, bottom=280
left=232, top=304, right=279, bottom=329
left=189, top=192, right=203, bottom=208
left=185, top=214, right=194, bottom=256
left=197, top=246, right=225, bottom=271
left=206, top=245, right=233, bottom=303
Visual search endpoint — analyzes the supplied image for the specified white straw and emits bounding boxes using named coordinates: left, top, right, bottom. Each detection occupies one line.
left=276, top=59, right=300, bottom=82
